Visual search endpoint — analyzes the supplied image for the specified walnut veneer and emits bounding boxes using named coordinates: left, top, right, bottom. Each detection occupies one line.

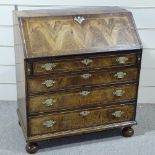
left=13, top=7, right=142, bottom=154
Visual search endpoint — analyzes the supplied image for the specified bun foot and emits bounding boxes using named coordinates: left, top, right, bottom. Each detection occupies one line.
left=26, top=143, right=39, bottom=154
left=122, top=126, right=134, bottom=137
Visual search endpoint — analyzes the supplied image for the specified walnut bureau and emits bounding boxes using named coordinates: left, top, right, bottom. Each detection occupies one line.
left=13, top=7, right=143, bottom=154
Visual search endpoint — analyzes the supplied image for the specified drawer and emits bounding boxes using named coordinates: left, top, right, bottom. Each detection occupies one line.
left=28, top=67, right=138, bottom=94
left=29, top=104, right=135, bottom=136
left=28, top=83, right=137, bottom=113
left=32, top=53, right=137, bottom=75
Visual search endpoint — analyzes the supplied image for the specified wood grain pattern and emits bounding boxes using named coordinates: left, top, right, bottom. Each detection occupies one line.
left=14, top=7, right=142, bottom=149
left=28, top=67, right=138, bottom=94
left=29, top=104, right=135, bottom=136
left=28, top=83, right=137, bottom=114
left=21, top=12, right=141, bottom=58
left=28, top=121, right=137, bottom=142
left=33, top=53, right=136, bottom=75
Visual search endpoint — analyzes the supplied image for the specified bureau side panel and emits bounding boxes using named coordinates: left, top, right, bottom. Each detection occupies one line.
left=13, top=11, right=27, bottom=138
left=134, top=50, right=143, bottom=120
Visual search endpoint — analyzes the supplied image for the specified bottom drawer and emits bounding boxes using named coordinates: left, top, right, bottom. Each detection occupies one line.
left=29, top=104, right=135, bottom=136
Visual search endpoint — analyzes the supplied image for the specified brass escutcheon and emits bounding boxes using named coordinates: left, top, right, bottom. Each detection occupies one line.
left=113, top=89, right=125, bottom=97
left=80, top=111, right=90, bottom=117
left=80, top=91, right=90, bottom=96
left=43, top=120, right=56, bottom=128
left=41, top=63, right=57, bottom=71
left=81, top=59, right=93, bottom=65
left=74, top=16, right=85, bottom=24
left=116, top=57, right=128, bottom=64
left=114, top=72, right=127, bottom=79
left=81, top=73, right=92, bottom=79
left=112, top=111, right=124, bottom=118
left=42, top=80, right=56, bottom=88
left=42, top=98, right=56, bottom=106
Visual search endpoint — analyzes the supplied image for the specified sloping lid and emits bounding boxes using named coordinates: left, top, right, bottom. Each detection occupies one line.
left=18, top=7, right=142, bottom=58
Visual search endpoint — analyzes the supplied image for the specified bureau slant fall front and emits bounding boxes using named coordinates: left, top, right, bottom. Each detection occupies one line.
left=13, top=7, right=143, bottom=154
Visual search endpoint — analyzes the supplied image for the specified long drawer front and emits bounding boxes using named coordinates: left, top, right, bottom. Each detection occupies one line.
left=28, top=67, right=138, bottom=94
left=28, top=83, right=137, bottom=113
left=33, top=53, right=137, bottom=75
left=29, top=104, right=135, bottom=136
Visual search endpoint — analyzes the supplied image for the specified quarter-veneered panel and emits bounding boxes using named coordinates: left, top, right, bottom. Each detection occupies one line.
left=22, top=12, right=141, bottom=58
left=28, top=83, right=137, bottom=113
left=33, top=53, right=137, bottom=75
left=28, top=67, right=138, bottom=94
left=29, top=104, right=135, bottom=136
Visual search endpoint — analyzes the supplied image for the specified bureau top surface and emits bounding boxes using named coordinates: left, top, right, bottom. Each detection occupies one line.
left=15, top=7, right=142, bottom=58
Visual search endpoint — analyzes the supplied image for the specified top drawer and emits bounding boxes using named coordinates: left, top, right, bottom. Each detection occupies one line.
left=32, top=53, right=136, bottom=75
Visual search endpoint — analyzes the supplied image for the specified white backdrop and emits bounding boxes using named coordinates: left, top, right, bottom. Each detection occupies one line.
left=0, top=0, right=155, bottom=103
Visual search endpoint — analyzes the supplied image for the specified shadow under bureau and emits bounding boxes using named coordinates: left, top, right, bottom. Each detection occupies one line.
left=13, top=6, right=143, bottom=154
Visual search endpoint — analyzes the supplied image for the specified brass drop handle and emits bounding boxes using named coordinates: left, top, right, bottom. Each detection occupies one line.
left=42, top=98, right=56, bottom=106
left=74, top=16, right=85, bottom=24
left=112, top=111, right=124, bottom=118
left=116, top=57, right=128, bottom=64
left=114, top=72, right=127, bottom=79
left=43, top=120, right=56, bottom=128
left=80, top=91, right=90, bottom=96
left=80, top=111, right=90, bottom=117
left=41, top=63, right=57, bottom=71
left=113, top=89, right=125, bottom=97
left=81, top=59, right=93, bottom=65
left=81, top=73, right=92, bottom=79
left=42, top=80, right=56, bottom=88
